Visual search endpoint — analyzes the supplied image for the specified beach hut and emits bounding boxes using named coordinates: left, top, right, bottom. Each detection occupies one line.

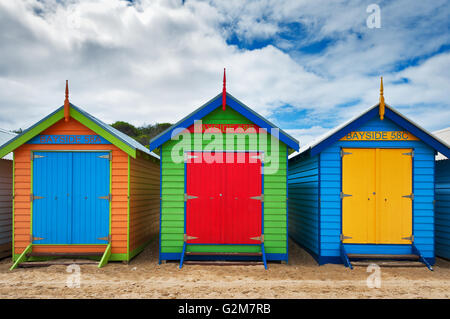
left=0, top=82, right=160, bottom=269
left=434, top=128, right=450, bottom=260
left=149, top=71, right=299, bottom=268
left=0, top=129, right=16, bottom=259
left=288, top=78, right=450, bottom=270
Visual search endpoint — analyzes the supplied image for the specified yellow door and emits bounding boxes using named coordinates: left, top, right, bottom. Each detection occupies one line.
left=341, top=148, right=413, bottom=244
left=342, top=148, right=376, bottom=243
left=377, top=149, right=413, bottom=244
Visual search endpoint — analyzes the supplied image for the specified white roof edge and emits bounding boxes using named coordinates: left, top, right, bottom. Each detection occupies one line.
left=388, top=107, right=450, bottom=148
left=0, top=129, right=17, bottom=160
left=433, top=127, right=450, bottom=134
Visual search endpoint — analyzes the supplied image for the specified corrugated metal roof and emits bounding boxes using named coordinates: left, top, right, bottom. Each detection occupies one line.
left=0, top=129, right=17, bottom=160
left=434, top=127, right=450, bottom=160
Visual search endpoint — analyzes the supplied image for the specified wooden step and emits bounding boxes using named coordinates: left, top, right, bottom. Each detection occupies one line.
left=351, top=261, right=425, bottom=268
left=185, top=252, right=262, bottom=257
left=183, top=261, right=264, bottom=266
left=347, top=254, right=419, bottom=260
left=27, top=252, right=103, bottom=257
left=19, top=260, right=99, bottom=268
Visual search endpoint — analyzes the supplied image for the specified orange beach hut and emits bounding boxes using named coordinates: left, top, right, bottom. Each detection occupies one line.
left=0, top=82, right=160, bottom=269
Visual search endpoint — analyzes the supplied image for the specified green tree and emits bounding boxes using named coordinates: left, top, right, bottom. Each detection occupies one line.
left=111, top=121, right=173, bottom=154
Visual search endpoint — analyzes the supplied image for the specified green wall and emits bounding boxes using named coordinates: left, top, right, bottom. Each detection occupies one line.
left=160, top=107, right=287, bottom=258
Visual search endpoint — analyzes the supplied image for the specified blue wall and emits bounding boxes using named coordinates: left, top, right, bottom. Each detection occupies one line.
left=288, top=155, right=320, bottom=258
left=435, top=159, right=450, bottom=259
left=289, top=116, right=436, bottom=264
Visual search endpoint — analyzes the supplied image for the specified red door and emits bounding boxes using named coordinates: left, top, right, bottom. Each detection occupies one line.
left=186, top=152, right=262, bottom=244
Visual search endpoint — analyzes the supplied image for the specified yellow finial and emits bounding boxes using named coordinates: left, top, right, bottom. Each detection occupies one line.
left=379, top=76, right=385, bottom=120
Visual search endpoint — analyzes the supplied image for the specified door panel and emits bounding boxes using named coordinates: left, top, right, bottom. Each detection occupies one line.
left=342, top=148, right=376, bottom=244
left=32, top=152, right=72, bottom=244
left=186, top=152, right=262, bottom=244
left=72, top=152, right=110, bottom=244
left=378, top=149, right=413, bottom=244
left=342, top=148, right=413, bottom=245
left=32, top=151, right=110, bottom=245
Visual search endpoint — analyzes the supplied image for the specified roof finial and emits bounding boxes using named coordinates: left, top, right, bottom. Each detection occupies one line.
left=64, top=80, right=70, bottom=122
left=379, top=76, right=385, bottom=120
left=222, top=68, right=226, bottom=111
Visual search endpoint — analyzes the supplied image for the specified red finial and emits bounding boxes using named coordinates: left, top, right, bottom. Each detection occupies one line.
left=222, top=68, right=226, bottom=111
left=64, top=80, right=70, bottom=122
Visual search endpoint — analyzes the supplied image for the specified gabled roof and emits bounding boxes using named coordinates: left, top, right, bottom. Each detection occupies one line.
left=149, top=92, right=300, bottom=151
left=0, top=103, right=159, bottom=160
left=0, top=128, right=17, bottom=160
left=291, top=103, right=450, bottom=159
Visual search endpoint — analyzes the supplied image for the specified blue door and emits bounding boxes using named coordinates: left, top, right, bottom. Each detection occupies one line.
left=32, top=152, right=110, bottom=244
left=72, top=152, right=110, bottom=244
left=32, top=152, right=72, bottom=244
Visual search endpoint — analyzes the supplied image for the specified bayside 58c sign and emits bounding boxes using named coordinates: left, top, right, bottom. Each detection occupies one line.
left=340, top=131, right=418, bottom=141
left=27, top=134, right=111, bottom=145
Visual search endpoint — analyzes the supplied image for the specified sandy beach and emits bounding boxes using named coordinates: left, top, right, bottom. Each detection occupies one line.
left=0, top=239, right=449, bottom=299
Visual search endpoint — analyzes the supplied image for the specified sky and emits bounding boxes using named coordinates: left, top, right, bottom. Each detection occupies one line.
left=0, top=0, right=449, bottom=146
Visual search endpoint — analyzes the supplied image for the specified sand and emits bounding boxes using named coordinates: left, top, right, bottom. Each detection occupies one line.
left=0, top=239, right=449, bottom=299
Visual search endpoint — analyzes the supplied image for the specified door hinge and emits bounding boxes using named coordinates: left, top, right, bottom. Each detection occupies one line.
left=31, top=235, right=45, bottom=242
left=184, top=234, right=198, bottom=242
left=98, top=194, right=112, bottom=201
left=340, top=192, right=352, bottom=199
left=30, top=194, right=44, bottom=201
left=340, top=149, right=352, bottom=157
left=98, top=153, right=111, bottom=160
left=31, top=154, right=45, bottom=160
left=98, top=235, right=111, bottom=242
left=402, top=151, right=414, bottom=157
left=340, top=234, right=352, bottom=241
left=402, top=193, right=414, bottom=200
left=184, top=194, right=198, bottom=202
left=184, top=154, right=198, bottom=162
left=250, top=154, right=264, bottom=162
left=250, top=235, right=264, bottom=243
left=402, top=235, right=414, bottom=241
left=250, top=194, right=264, bottom=202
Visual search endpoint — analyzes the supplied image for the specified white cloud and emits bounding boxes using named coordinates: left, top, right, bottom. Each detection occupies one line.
left=0, top=0, right=448, bottom=145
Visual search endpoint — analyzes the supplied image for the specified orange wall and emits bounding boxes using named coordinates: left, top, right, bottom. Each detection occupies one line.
left=14, top=117, right=128, bottom=255
left=129, top=152, right=160, bottom=253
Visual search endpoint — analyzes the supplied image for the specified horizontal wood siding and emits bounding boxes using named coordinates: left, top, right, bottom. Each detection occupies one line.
left=288, top=155, right=319, bottom=255
left=435, top=159, right=450, bottom=259
left=319, top=117, right=435, bottom=259
left=0, top=159, right=13, bottom=258
left=129, top=152, right=160, bottom=254
left=13, top=118, right=128, bottom=257
left=160, top=107, right=287, bottom=258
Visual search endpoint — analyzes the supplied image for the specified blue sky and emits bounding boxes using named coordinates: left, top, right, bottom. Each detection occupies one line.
left=0, top=0, right=449, bottom=146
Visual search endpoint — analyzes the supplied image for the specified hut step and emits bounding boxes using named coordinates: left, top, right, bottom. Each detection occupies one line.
left=351, top=261, right=425, bottom=268
left=27, top=252, right=103, bottom=257
left=347, top=254, right=419, bottom=260
left=185, top=252, right=262, bottom=256
left=19, top=259, right=99, bottom=268
left=183, top=261, right=264, bottom=266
